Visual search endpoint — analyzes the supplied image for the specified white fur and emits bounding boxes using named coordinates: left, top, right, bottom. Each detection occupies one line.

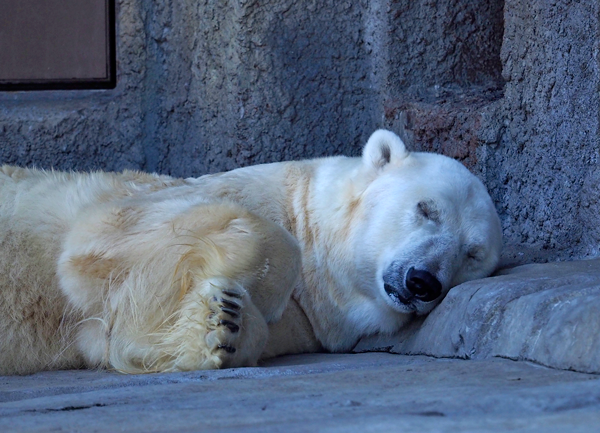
left=0, top=130, right=502, bottom=374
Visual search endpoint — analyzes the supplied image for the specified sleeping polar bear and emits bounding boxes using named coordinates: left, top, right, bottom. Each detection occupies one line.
left=0, top=130, right=502, bottom=375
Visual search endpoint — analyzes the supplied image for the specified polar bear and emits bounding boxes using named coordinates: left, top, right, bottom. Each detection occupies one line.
left=0, top=130, right=502, bottom=375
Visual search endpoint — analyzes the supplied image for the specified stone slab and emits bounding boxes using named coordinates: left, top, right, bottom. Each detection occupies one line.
left=1, top=353, right=600, bottom=432
left=355, top=259, right=600, bottom=374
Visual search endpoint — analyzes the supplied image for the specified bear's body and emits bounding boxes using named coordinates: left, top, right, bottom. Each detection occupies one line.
left=0, top=130, right=502, bottom=374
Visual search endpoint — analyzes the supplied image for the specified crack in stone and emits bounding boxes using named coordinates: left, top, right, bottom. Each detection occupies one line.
left=24, top=403, right=107, bottom=413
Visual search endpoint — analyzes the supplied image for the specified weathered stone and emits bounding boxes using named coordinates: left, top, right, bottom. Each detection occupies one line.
left=383, top=89, right=504, bottom=171
left=482, top=0, right=600, bottom=263
left=2, top=353, right=600, bottom=432
left=355, top=259, right=600, bottom=374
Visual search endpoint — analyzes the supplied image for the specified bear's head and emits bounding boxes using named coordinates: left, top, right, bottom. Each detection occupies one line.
left=354, top=130, right=502, bottom=316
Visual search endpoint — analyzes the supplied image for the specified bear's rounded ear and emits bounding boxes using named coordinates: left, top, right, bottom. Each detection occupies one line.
left=362, top=129, right=409, bottom=170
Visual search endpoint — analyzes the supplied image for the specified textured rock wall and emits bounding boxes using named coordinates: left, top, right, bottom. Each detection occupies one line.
left=380, top=0, right=505, bottom=170
left=161, top=0, right=378, bottom=176
left=485, top=0, right=600, bottom=263
left=0, top=0, right=599, bottom=263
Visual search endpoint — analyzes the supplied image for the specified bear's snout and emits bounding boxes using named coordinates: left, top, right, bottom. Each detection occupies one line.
left=405, top=267, right=442, bottom=302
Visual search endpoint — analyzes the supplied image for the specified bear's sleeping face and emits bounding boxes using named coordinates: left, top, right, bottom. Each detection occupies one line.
left=354, top=130, right=502, bottom=316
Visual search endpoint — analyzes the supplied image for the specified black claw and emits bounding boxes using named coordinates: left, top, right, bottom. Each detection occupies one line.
left=221, top=307, right=240, bottom=318
left=222, top=290, right=242, bottom=299
left=220, top=319, right=240, bottom=333
left=218, top=344, right=236, bottom=353
left=221, top=299, right=241, bottom=310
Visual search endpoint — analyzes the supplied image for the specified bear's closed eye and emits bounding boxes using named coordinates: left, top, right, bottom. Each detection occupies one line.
left=467, top=247, right=483, bottom=261
left=417, top=200, right=440, bottom=223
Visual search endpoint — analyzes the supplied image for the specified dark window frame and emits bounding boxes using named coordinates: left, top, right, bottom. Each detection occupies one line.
left=0, top=0, right=116, bottom=91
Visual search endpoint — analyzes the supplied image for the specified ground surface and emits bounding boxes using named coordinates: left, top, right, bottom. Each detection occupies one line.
left=1, top=352, right=599, bottom=432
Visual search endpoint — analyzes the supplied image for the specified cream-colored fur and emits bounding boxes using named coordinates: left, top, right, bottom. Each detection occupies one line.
left=0, top=130, right=502, bottom=375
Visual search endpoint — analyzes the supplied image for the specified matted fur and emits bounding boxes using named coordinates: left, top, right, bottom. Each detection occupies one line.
left=0, top=130, right=502, bottom=374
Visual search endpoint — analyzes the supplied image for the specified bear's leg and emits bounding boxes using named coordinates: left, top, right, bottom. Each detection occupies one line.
left=150, top=205, right=301, bottom=371
left=59, top=200, right=300, bottom=372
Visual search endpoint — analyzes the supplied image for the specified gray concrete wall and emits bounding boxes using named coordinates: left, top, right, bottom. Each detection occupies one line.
left=0, top=0, right=598, bottom=264
left=487, top=0, right=600, bottom=263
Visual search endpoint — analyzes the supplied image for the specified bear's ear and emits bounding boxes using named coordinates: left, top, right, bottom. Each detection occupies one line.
left=362, top=129, right=409, bottom=170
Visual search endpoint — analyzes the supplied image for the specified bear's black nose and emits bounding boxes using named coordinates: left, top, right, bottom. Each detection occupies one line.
left=405, top=267, right=442, bottom=302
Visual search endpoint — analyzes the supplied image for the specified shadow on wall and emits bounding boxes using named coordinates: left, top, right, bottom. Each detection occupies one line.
left=264, top=4, right=375, bottom=161
left=382, top=0, right=506, bottom=170
left=233, top=1, right=378, bottom=168
left=388, top=0, right=505, bottom=98
left=162, top=0, right=379, bottom=177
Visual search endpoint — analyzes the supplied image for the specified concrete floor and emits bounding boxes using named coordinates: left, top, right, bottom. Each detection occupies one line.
left=1, top=352, right=599, bottom=432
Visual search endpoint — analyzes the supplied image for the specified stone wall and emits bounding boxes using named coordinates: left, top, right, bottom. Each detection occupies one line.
left=0, top=0, right=598, bottom=264
left=488, top=0, right=600, bottom=263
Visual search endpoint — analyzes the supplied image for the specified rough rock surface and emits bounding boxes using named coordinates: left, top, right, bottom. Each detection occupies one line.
left=483, top=0, right=600, bottom=263
left=355, top=259, right=600, bottom=374
left=1, top=0, right=598, bottom=263
left=2, top=353, right=600, bottom=432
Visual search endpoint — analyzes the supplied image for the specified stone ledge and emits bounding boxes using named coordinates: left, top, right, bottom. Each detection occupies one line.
left=1, top=353, right=599, bottom=432
left=355, top=259, right=600, bottom=374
